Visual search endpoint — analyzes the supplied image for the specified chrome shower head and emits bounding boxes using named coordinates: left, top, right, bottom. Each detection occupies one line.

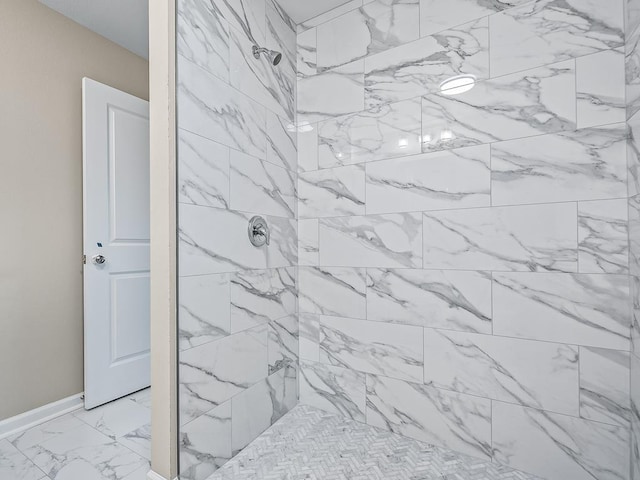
left=252, top=45, right=282, bottom=66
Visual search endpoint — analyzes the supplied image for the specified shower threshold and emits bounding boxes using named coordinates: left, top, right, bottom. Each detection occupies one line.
left=207, top=405, right=540, bottom=480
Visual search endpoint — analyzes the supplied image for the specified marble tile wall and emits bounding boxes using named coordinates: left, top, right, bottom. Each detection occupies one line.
left=177, top=0, right=298, bottom=478
left=297, top=1, right=633, bottom=480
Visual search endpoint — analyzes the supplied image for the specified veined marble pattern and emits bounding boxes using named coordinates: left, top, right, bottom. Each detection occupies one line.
left=297, top=60, right=365, bottom=124
left=631, top=196, right=640, bottom=277
left=298, top=164, right=365, bottom=218
left=366, top=268, right=492, bottom=333
left=423, top=329, right=579, bottom=415
left=268, top=315, right=298, bottom=374
left=318, top=98, right=422, bottom=168
left=579, top=347, right=631, bottom=428
left=266, top=113, right=297, bottom=171
left=366, top=374, right=492, bottom=460
left=493, top=401, right=630, bottom=480
left=490, top=0, right=625, bottom=78
left=628, top=26, right=640, bottom=119
left=299, top=267, right=366, bottom=319
left=491, top=124, right=628, bottom=206
left=493, top=272, right=631, bottom=350
left=366, top=144, right=491, bottom=214
left=229, top=149, right=296, bottom=218
left=577, top=48, right=626, bottom=128
left=578, top=199, right=629, bottom=274
left=178, top=129, right=230, bottom=209
left=422, top=203, right=578, bottom=272
left=319, top=315, right=424, bottom=382
left=422, top=60, right=576, bottom=153
left=296, top=0, right=362, bottom=33
left=230, top=267, right=297, bottom=334
left=364, top=17, right=489, bottom=108
left=629, top=113, right=640, bottom=199
left=299, top=361, right=366, bottom=421
left=296, top=28, right=316, bottom=78
left=299, top=314, right=320, bottom=362
left=298, top=219, right=319, bottom=266
left=215, top=0, right=266, bottom=46
left=319, top=213, right=423, bottom=268
left=178, top=55, right=267, bottom=161
left=0, top=439, right=47, bottom=480
left=297, top=125, right=318, bottom=172
left=177, top=0, right=230, bottom=82
left=316, top=0, right=420, bottom=71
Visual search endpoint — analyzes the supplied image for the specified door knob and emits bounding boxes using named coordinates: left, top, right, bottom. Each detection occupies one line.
left=92, top=254, right=106, bottom=265
left=248, top=216, right=270, bottom=247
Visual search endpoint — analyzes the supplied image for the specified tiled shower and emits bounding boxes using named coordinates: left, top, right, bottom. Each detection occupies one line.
left=176, top=0, right=640, bottom=479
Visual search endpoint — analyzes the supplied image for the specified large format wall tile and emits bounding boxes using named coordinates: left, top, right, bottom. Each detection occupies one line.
left=628, top=27, right=640, bottom=119
left=268, top=315, right=298, bottom=374
left=318, top=98, right=422, bottom=168
left=490, top=0, right=624, bottom=78
left=215, top=0, right=267, bottom=45
left=366, top=145, right=490, bottom=214
left=299, top=314, right=320, bottom=362
left=364, top=18, right=489, bottom=108
left=493, top=272, right=631, bottom=350
left=421, top=60, right=576, bottom=153
left=493, top=401, right=630, bottom=480
left=320, top=213, right=423, bottom=268
left=366, top=269, right=492, bottom=333
left=266, top=112, right=297, bottom=171
left=299, top=361, right=366, bottom=421
left=178, top=56, right=267, bottom=160
left=298, top=164, right=366, bottom=218
left=319, top=316, right=424, bottom=382
left=423, top=329, right=579, bottom=415
left=299, top=267, right=366, bottom=319
left=297, top=28, right=316, bottom=78
left=491, top=124, right=628, bottom=206
left=366, top=375, right=492, bottom=459
left=422, top=203, right=578, bottom=272
left=298, top=219, right=319, bottom=266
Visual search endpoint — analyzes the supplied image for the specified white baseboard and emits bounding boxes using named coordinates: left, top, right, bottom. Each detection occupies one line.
left=147, top=471, right=178, bottom=480
left=0, top=393, right=85, bottom=440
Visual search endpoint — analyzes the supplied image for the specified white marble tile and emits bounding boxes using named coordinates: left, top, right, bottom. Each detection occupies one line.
left=631, top=196, right=640, bottom=277
left=73, top=397, right=150, bottom=440
left=491, top=124, right=628, bottom=206
left=298, top=219, right=319, bottom=266
left=265, top=0, right=296, bottom=59
left=492, top=401, right=630, bottom=480
left=179, top=325, right=268, bottom=425
left=319, top=315, right=423, bottom=382
left=20, top=423, right=148, bottom=480
left=216, top=0, right=266, bottom=45
left=320, top=213, right=423, bottom=268
left=179, top=274, right=231, bottom=351
left=231, top=367, right=297, bottom=454
left=116, top=424, right=150, bottom=462
left=633, top=277, right=640, bottom=358
left=177, top=0, right=230, bottom=82
left=180, top=402, right=231, bottom=480
left=297, top=124, right=319, bottom=172
left=423, top=329, right=579, bottom=415
left=297, top=0, right=363, bottom=33
left=298, top=60, right=365, bottom=124
left=0, top=439, right=47, bottom=480
left=493, top=272, right=631, bottom=350
left=632, top=352, right=640, bottom=480
left=421, top=60, right=576, bottom=153
left=366, top=269, right=492, bottom=333
left=490, top=0, right=624, bottom=78
left=422, top=203, right=578, bottom=272
left=366, top=374, right=492, bottom=459
left=9, top=414, right=85, bottom=452
left=299, top=267, right=366, bottom=318
left=299, top=164, right=365, bottom=218
left=580, top=347, right=630, bottom=428
left=316, top=9, right=368, bottom=70
left=577, top=48, right=626, bottom=128
left=629, top=114, right=640, bottom=198
left=230, top=267, right=297, bottom=333
left=318, top=98, right=422, bottom=168
left=628, top=27, right=640, bottom=119
left=178, top=56, right=267, bottom=160
left=268, top=314, right=298, bottom=374
left=266, top=112, right=297, bottom=171
left=366, top=144, right=490, bottom=214
left=297, top=28, right=317, bottom=78
left=364, top=17, right=489, bottom=108
left=629, top=0, right=640, bottom=38
left=230, top=149, right=296, bottom=218
left=178, top=129, right=230, bottom=209
left=578, top=199, right=629, bottom=274
left=419, top=0, right=528, bottom=37
left=299, top=361, right=366, bottom=421
left=299, top=313, right=320, bottom=362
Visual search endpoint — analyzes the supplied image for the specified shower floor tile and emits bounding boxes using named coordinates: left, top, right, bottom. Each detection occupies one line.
left=208, top=405, right=540, bottom=480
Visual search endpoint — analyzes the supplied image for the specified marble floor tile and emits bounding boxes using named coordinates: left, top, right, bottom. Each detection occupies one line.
left=73, top=397, right=151, bottom=440
left=116, top=424, right=151, bottom=462
left=0, top=439, right=47, bottom=480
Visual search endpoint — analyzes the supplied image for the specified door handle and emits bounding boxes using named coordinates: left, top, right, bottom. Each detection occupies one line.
left=92, top=254, right=106, bottom=265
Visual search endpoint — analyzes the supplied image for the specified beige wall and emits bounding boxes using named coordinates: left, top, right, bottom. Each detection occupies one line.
left=0, top=0, right=149, bottom=420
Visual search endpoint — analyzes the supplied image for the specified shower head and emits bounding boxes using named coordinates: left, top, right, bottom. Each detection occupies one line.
left=252, top=45, right=282, bottom=66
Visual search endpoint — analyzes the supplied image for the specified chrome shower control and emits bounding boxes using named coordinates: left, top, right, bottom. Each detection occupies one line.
left=92, top=254, right=106, bottom=265
left=248, top=216, right=270, bottom=247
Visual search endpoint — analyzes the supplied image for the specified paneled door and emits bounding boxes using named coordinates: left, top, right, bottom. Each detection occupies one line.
left=82, top=78, right=150, bottom=409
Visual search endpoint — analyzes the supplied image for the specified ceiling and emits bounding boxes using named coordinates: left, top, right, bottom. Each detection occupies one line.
left=37, top=0, right=352, bottom=60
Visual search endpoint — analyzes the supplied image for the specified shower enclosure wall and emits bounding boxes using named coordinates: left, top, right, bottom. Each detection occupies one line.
left=176, top=0, right=640, bottom=479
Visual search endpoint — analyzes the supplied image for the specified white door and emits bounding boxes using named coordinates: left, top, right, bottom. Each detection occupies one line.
left=82, top=78, right=150, bottom=409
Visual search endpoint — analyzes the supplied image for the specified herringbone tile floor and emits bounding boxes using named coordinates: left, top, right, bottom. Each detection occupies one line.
left=208, top=405, right=541, bottom=480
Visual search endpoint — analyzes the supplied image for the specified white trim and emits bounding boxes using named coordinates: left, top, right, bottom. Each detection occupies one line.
left=0, top=393, right=85, bottom=440
left=147, top=471, right=177, bottom=480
